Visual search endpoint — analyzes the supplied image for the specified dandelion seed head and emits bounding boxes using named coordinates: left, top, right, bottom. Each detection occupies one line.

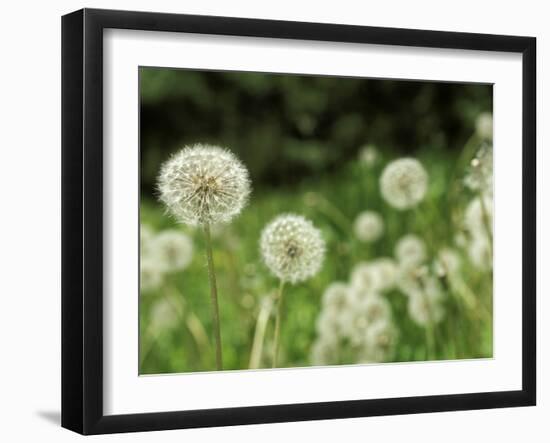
left=475, top=112, right=493, bottom=140
left=157, top=144, right=251, bottom=226
left=140, top=224, right=154, bottom=245
left=353, top=211, right=384, bottom=243
left=342, top=295, right=391, bottom=345
left=407, top=290, right=445, bottom=326
left=396, top=263, right=429, bottom=295
left=406, top=275, right=445, bottom=325
left=310, top=338, right=338, bottom=366
left=140, top=224, right=155, bottom=258
left=140, top=259, right=164, bottom=293
left=260, top=214, right=325, bottom=284
left=434, top=248, right=461, bottom=277
left=468, top=236, right=492, bottom=270
left=153, top=229, right=194, bottom=272
left=362, top=320, right=398, bottom=362
left=350, top=262, right=380, bottom=293
left=315, top=309, right=341, bottom=338
left=370, top=257, right=398, bottom=291
left=464, top=145, right=493, bottom=194
left=150, top=297, right=182, bottom=333
left=322, top=282, right=350, bottom=313
left=395, top=234, right=427, bottom=267
left=362, top=294, right=391, bottom=324
left=465, top=195, right=493, bottom=237
left=380, top=158, right=428, bottom=210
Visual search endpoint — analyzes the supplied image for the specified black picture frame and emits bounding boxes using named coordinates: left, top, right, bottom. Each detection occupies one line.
left=61, top=8, right=536, bottom=435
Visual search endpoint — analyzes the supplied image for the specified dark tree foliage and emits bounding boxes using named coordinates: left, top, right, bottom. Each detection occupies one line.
left=140, top=68, right=492, bottom=196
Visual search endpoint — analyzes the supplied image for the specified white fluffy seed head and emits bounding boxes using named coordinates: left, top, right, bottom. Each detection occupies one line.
left=140, top=259, right=164, bottom=293
left=315, top=309, right=341, bottom=338
left=407, top=287, right=445, bottom=326
left=322, top=282, right=350, bottom=312
left=434, top=248, right=461, bottom=277
left=370, top=257, right=398, bottom=291
left=465, top=195, right=493, bottom=237
left=464, top=145, right=493, bottom=194
left=350, top=259, right=398, bottom=294
left=350, top=262, right=380, bottom=293
left=468, top=236, right=492, bottom=270
left=157, top=144, right=251, bottom=226
left=475, top=112, right=493, bottom=140
left=140, top=224, right=155, bottom=258
left=362, top=320, right=398, bottom=362
left=395, top=234, right=427, bottom=267
left=152, top=229, right=194, bottom=272
left=353, top=211, right=384, bottom=243
left=310, top=338, right=338, bottom=366
left=380, top=158, right=428, bottom=210
left=149, top=296, right=183, bottom=334
left=341, top=295, right=391, bottom=345
left=260, top=214, right=325, bottom=284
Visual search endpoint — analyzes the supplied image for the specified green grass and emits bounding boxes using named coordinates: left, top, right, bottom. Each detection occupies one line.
left=139, top=147, right=493, bottom=374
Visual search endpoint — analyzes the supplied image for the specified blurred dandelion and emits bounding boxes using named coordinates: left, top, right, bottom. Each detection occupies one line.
left=406, top=275, right=445, bottom=326
left=395, top=234, right=427, bottom=267
left=341, top=294, right=392, bottom=345
left=311, top=337, right=339, bottom=366
left=312, top=252, right=398, bottom=366
left=149, top=296, right=182, bottom=335
left=370, top=257, right=398, bottom=291
left=380, top=158, right=428, bottom=210
left=361, top=320, right=398, bottom=362
left=315, top=309, right=342, bottom=339
left=433, top=248, right=461, bottom=278
left=464, top=145, right=493, bottom=195
left=350, top=262, right=381, bottom=293
left=322, top=282, right=351, bottom=314
left=140, top=259, right=164, bottom=293
left=464, top=195, right=493, bottom=270
left=353, top=211, right=384, bottom=243
left=358, top=144, right=379, bottom=167
left=157, top=144, right=251, bottom=370
left=475, top=112, right=493, bottom=140
left=260, top=214, right=325, bottom=367
left=405, top=272, right=445, bottom=359
left=465, top=194, right=493, bottom=237
left=152, top=230, right=194, bottom=272
left=140, top=224, right=155, bottom=257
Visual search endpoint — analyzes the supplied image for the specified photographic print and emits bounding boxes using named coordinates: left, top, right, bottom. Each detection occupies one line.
left=138, top=67, right=493, bottom=374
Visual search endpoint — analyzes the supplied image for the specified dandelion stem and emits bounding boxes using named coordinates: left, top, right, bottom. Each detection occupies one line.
left=186, top=312, right=211, bottom=368
left=478, top=191, right=493, bottom=258
left=249, top=296, right=274, bottom=369
left=272, top=280, right=286, bottom=368
left=418, top=279, right=437, bottom=360
left=203, top=223, right=223, bottom=370
left=311, top=194, right=351, bottom=234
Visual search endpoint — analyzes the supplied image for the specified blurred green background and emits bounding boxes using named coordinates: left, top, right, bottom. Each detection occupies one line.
left=139, top=67, right=493, bottom=374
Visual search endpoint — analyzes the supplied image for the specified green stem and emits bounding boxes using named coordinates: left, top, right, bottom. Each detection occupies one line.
left=272, top=280, right=286, bottom=368
left=418, top=278, right=436, bottom=360
left=203, top=223, right=223, bottom=370
left=249, top=296, right=274, bottom=369
left=186, top=312, right=211, bottom=368
left=478, top=192, right=493, bottom=259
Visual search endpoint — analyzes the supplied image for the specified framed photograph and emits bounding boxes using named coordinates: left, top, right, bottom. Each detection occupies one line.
left=61, top=8, right=536, bottom=435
